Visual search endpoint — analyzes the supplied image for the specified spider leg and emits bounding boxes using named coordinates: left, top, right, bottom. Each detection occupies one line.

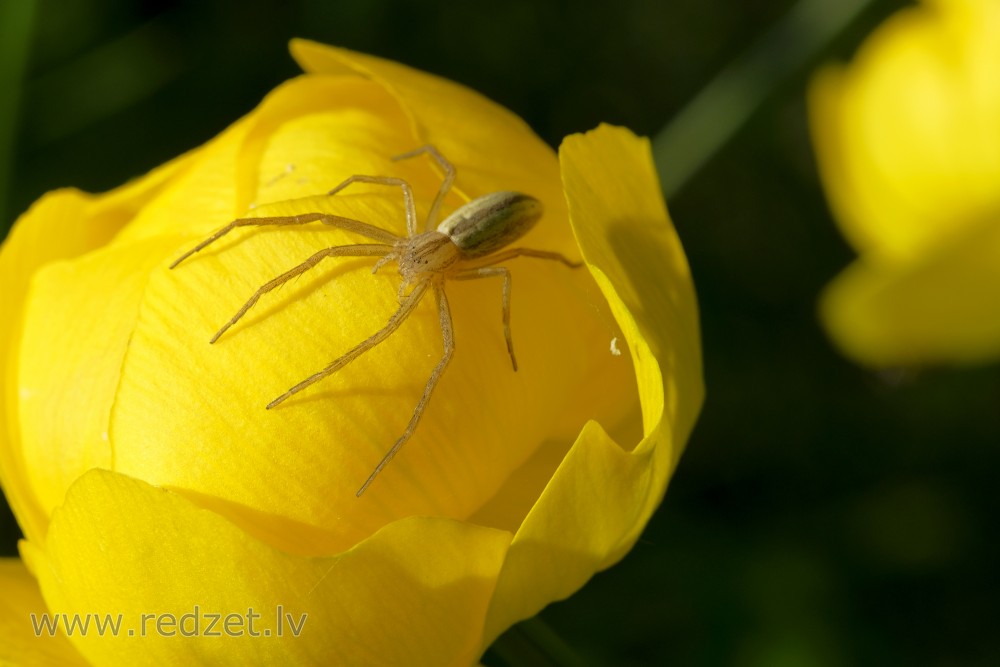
left=357, top=284, right=455, bottom=496
left=210, top=243, right=392, bottom=343
left=392, top=145, right=456, bottom=231
left=459, top=247, right=584, bottom=271
left=327, top=175, right=418, bottom=237
left=170, top=213, right=399, bottom=269
left=267, top=280, right=431, bottom=410
left=371, top=252, right=399, bottom=274
left=453, top=267, right=517, bottom=371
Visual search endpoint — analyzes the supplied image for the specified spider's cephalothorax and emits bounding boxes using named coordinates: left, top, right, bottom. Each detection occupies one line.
left=171, top=145, right=581, bottom=496
left=394, top=230, right=460, bottom=286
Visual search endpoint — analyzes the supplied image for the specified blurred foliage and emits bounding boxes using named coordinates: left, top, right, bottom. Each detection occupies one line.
left=3, top=0, right=999, bottom=665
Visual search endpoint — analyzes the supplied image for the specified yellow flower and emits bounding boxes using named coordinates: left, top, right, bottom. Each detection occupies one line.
left=0, top=41, right=703, bottom=665
left=811, top=0, right=1000, bottom=366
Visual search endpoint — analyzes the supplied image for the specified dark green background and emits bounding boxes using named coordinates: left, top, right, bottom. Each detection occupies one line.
left=3, top=1, right=998, bottom=665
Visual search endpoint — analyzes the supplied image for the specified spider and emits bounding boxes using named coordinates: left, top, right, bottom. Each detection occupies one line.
left=171, top=145, right=582, bottom=496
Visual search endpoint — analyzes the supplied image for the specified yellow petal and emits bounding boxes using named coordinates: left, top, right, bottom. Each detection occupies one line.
left=822, top=212, right=1000, bottom=365
left=5, top=45, right=679, bottom=665
left=18, top=236, right=176, bottom=524
left=108, top=116, right=252, bottom=245
left=95, top=55, right=635, bottom=551
left=482, top=124, right=704, bottom=644
left=26, top=468, right=509, bottom=666
left=809, top=0, right=1000, bottom=263
left=111, top=182, right=632, bottom=553
left=233, top=75, right=412, bottom=212
left=114, top=74, right=415, bottom=246
left=0, top=558, right=89, bottom=666
left=1, top=153, right=192, bottom=543
left=811, top=0, right=1000, bottom=365
left=289, top=40, right=569, bottom=246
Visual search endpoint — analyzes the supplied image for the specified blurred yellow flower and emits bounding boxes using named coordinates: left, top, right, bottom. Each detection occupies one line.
left=811, top=0, right=1000, bottom=366
left=0, top=41, right=703, bottom=665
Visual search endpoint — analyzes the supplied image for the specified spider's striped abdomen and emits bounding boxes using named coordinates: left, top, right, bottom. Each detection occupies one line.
left=436, top=191, right=542, bottom=258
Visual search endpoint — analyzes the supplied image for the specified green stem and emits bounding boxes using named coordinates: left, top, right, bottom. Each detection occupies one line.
left=487, top=616, right=591, bottom=667
left=0, top=0, right=36, bottom=230
left=653, top=0, right=878, bottom=198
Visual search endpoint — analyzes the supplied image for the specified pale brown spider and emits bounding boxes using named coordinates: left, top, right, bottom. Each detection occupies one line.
left=171, top=145, right=582, bottom=495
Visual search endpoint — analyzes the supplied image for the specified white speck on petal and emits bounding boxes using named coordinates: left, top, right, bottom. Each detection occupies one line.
left=610, top=337, right=622, bottom=357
